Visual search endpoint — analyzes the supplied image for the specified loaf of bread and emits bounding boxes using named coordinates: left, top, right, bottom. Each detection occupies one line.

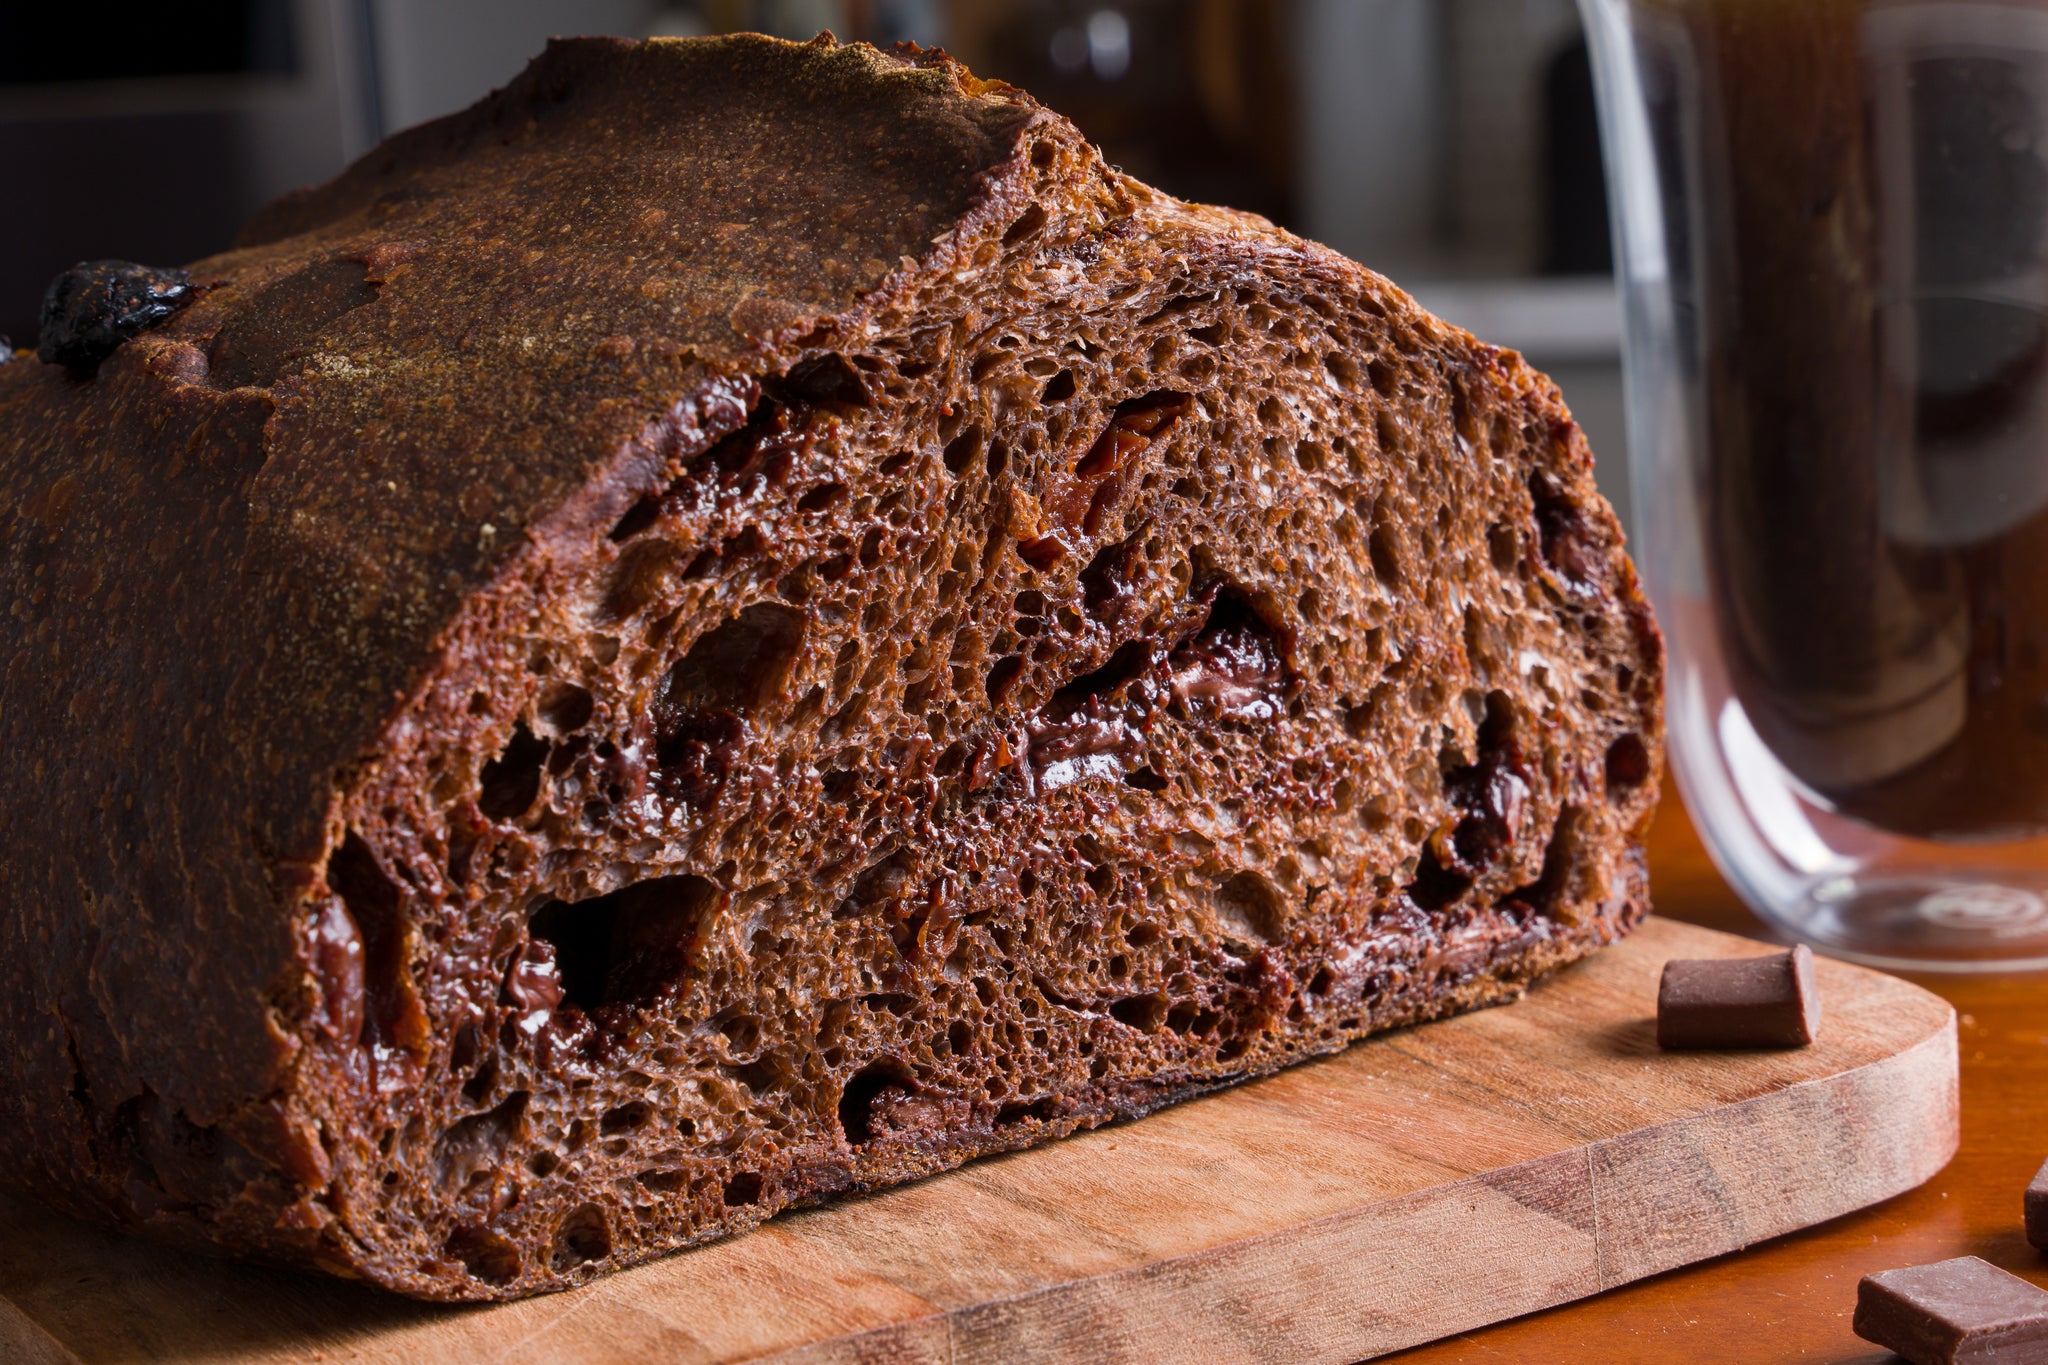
left=0, top=34, right=1662, bottom=1300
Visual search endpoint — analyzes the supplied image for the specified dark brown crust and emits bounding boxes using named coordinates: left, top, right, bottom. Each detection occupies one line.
left=0, top=34, right=1662, bottom=1299
left=0, top=30, right=1048, bottom=1195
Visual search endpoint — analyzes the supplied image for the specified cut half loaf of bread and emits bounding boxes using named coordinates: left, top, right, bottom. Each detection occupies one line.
left=0, top=34, right=1661, bottom=1299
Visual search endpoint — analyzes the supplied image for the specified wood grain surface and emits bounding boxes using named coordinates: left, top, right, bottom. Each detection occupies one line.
left=0, top=897, right=1956, bottom=1364
left=1389, top=786, right=2048, bottom=1363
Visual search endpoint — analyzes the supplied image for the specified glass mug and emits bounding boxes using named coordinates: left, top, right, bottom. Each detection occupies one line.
left=1582, top=0, right=2048, bottom=968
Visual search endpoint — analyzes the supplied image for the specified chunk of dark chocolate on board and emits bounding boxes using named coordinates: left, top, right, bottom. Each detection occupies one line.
left=2027, top=1157, right=2048, bottom=1253
left=1656, top=944, right=1820, bottom=1049
left=1853, top=1256, right=2048, bottom=1364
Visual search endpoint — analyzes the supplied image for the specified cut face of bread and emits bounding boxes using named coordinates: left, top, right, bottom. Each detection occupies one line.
left=0, top=35, right=1661, bottom=1300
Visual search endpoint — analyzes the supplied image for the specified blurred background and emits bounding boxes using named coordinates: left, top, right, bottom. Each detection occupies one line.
left=0, top=0, right=1627, bottom=518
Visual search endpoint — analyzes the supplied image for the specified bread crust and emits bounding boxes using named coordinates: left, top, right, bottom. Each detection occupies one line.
left=0, top=34, right=1661, bottom=1298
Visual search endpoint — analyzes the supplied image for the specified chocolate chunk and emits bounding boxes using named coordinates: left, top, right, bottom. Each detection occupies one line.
left=37, top=260, right=196, bottom=373
left=1027, top=711, right=1146, bottom=791
left=1656, top=944, right=1820, bottom=1049
left=1166, top=586, right=1289, bottom=722
left=1854, top=1255, right=2048, bottom=1364
left=2028, top=1157, right=2048, bottom=1253
left=503, top=939, right=566, bottom=1038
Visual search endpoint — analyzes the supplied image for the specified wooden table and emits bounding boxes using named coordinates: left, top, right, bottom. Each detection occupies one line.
left=1390, top=783, right=2048, bottom=1363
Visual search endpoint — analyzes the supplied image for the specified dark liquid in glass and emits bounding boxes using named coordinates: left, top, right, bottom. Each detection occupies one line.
left=1662, top=0, right=2048, bottom=839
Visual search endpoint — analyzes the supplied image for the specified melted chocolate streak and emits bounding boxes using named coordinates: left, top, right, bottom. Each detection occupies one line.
left=1017, top=587, right=1292, bottom=797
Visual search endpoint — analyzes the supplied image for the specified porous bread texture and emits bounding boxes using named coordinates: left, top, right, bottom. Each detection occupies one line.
left=0, top=35, right=1661, bottom=1301
left=314, top=69, right=1663, bottom=1297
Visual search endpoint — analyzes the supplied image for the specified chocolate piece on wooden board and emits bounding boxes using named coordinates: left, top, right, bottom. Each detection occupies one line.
left=1854, top=1256, right=2048, bottom=1364
left=2028, top=1158, right=2048, bottom=1253
left=1656, top=944, right=1820, bottom=1049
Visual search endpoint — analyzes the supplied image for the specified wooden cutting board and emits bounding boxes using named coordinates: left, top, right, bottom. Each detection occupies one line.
left=0, top=917, right=1958, bottom=1365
